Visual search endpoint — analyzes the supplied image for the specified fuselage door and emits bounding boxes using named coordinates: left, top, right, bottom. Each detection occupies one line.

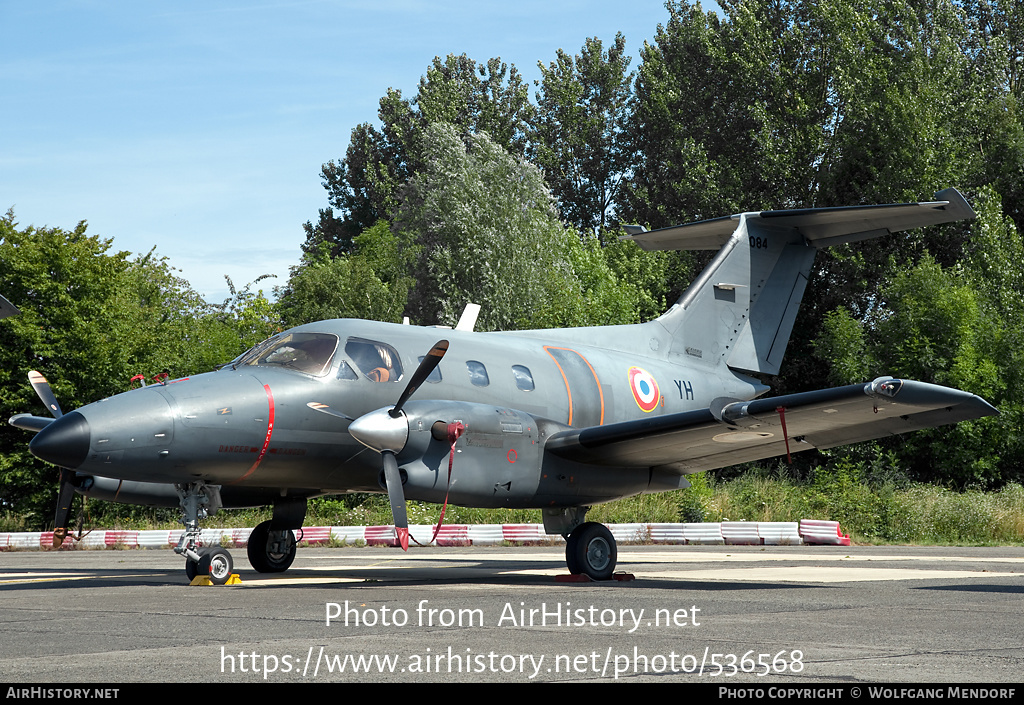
left=543, top=346, right=604, bottom=428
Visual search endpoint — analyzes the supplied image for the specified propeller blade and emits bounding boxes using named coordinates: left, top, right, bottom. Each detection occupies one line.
left=52, top=469, right=76, bottom=547
left=382, top=450, right=409, bottom=551
left=9, top=414, right=55, bottom=432
left=390, top=340, right=448, bottom=418
left=29, top=371, right=63, bottom=418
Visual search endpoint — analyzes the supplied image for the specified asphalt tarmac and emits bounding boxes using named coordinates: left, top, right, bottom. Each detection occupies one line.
left=1, top=544, right=1022, bottom=684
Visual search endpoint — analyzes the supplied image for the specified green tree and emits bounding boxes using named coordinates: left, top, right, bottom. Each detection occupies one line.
left=306, top=55, right=535, bottom=257
left=815, top=250, right=1014, bottom=486
left=278, top=221, right=413, bottom=327
left=0, top=212, right=257, bottom=524
left=533, top=34, right=634, bottom=231
left=621, top=1, right=827, bottom=228
left=396, top=123, right=572, bottom=330
left=212, top=274, right=281, bottom=352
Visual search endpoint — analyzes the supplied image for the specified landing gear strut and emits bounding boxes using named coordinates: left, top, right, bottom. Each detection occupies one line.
left=173, top=481, right=232, bottom=584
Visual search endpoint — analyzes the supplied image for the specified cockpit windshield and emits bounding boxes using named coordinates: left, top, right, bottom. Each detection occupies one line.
left=237, top=332, right=339, bottom=376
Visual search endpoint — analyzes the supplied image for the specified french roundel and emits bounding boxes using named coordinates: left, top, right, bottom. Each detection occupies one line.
left=628, top=367, right=660, bottom=412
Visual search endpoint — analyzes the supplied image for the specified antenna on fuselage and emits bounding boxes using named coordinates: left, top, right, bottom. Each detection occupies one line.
left=455, top=303, right=480, bottom=332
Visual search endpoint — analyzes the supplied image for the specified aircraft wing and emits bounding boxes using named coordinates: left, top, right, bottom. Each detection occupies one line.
left=544, top=378, right=997, bottom=474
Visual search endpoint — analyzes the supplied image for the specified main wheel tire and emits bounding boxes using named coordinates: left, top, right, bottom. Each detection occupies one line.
left=566, top=522, right=617, bottom=581
left=199, top=547, right=234, bottom=585
left=247, top=520, right=297, bottom=573
left=565, top=532, right=582, bottom=574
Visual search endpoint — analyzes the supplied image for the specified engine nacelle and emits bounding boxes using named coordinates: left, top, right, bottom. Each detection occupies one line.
left=396, top=400, right=549, bottom=508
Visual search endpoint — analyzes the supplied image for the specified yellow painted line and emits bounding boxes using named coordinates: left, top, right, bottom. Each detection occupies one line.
left=0, top=575, right=94, bottom=585
left=238, top=576, right=367, bottom=586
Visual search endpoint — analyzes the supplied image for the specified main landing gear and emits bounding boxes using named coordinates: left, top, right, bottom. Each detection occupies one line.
left=247, top=520, right=297, bottom=573
left=247, top=496, right=305, bottom=574
left=545, top=507, right=619, bottom=581
left=565, top=522, right=617, bottom=581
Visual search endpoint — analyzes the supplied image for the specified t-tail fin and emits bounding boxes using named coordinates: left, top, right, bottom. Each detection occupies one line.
left=624, top=188, right=975, bottom=376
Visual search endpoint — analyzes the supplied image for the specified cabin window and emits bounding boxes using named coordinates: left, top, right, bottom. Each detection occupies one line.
left=345, top=338, right=404, bottom=382
left=240, top=332, right=338, bottom=376
left=466, top=360, right=489, bottom=387
left=512, top=365, right=534, bottom=391
left=418, top=356, right=443, bottom=383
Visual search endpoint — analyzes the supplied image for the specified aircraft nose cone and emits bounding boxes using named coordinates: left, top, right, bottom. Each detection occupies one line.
left=29, top=411, right=90, bottom=469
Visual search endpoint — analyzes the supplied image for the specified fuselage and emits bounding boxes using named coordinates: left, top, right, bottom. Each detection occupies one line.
left=30, top=317, right=766, bottom=506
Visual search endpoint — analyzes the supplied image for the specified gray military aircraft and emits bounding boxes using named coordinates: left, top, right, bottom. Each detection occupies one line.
left=10, top=188, right=998, bottom=583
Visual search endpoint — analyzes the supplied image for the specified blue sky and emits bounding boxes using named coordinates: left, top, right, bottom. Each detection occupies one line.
left=2, top=1, right=682, bottom=302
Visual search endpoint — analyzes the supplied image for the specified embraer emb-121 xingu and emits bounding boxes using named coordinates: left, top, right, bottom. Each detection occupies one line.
left=11, top=188, right=997, bottom=583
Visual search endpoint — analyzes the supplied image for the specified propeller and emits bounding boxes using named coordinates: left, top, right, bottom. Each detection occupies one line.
left=27, top=371, right=75, bottom=547
left=29, top=370, right=63, bottom=418
left=347, top=340, right=449, bottom=551
left=391, top=340, right=448, bottom=418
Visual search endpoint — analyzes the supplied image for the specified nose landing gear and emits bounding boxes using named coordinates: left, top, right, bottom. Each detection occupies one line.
left=174, top=481, right=234, bottom=584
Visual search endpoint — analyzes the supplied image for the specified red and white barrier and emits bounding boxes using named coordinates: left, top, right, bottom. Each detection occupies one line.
left=758, top=522, right=803, bottom=545
left=682, top=522, right=725, bottom=544
left=798, top=519, right=851, bottom=546
left=722, top=521, right=762, bottom=545
left=0, top=519, right=851, bottom=550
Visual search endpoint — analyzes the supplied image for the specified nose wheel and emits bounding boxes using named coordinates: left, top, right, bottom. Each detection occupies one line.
left=174, top=481, right=234, bottom=584
left=183, top=547, right=234, bottom=585
left=199, top=548, right=234, bottom=585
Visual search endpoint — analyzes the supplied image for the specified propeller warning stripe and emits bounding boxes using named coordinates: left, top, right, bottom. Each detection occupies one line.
left=230, top=384, right=275, bottom=484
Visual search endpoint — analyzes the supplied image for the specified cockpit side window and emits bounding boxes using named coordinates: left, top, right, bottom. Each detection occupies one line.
left=345, top=338, right=404, bottom=382
left=240, top=332, right=339, bottom=376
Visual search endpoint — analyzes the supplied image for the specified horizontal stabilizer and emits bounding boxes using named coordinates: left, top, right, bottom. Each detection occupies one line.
left=624, top=188, right=976, bottom=251
left=544, top=378, right=997, bottom=474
